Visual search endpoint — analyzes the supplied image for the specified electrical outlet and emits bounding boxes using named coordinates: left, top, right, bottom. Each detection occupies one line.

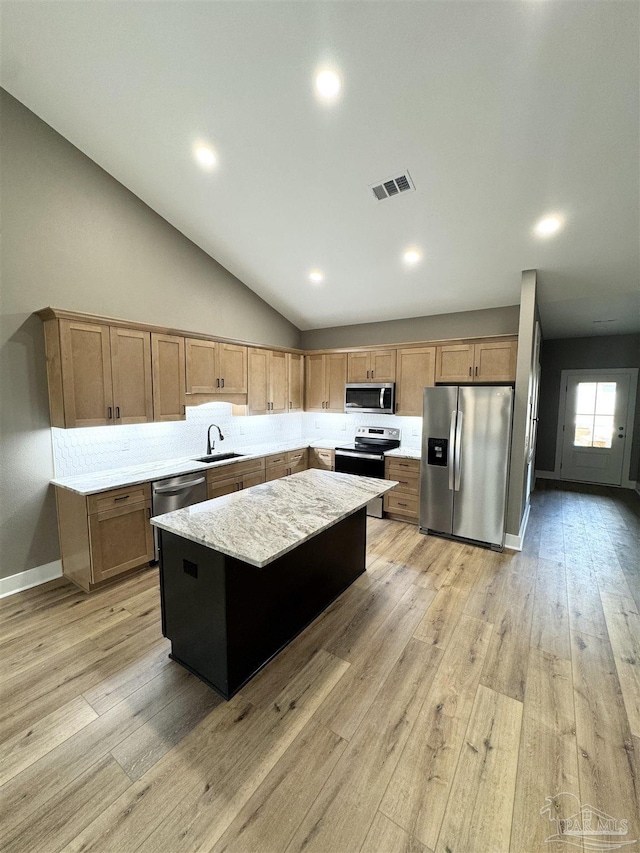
left=341, top=422, right=347, bottom=430
left=412, top=428, right=419, bottom=436
left=121, top=440, right=130, bottom=451
left=315, top=420, right=321, bottom=429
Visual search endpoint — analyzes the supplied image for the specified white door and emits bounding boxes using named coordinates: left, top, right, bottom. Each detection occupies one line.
left=560, top=373, right=630, bottom=485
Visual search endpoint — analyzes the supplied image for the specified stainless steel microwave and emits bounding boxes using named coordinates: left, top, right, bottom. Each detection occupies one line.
left=344, top=383, right=395, bottom=414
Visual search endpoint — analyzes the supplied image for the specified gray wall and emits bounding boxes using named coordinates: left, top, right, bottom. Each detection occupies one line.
left=536, top=334, right=640, bottom=481
left=0, top=90, right=300, bottom=581
left=300, top=305, right=520, bottom=350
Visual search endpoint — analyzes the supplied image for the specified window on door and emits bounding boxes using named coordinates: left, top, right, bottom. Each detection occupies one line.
left=573, top=382, right=616, bottom=448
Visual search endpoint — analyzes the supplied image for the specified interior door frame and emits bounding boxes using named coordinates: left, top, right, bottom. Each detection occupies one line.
left=551, top=367, right=638, bottom=488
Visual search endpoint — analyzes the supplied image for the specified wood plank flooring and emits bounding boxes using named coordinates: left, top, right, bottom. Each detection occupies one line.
left=1, top=480, right=638, bottom=853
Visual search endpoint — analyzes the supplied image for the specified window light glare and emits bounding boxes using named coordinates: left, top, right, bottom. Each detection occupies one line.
left=535, top=216, right=562, bottom=236
left=403, top=249, right=422, bottom=266
left=315, top=70, right=341, bottom=100
left=194, top=145, right=217, bottom=169
left=309, top=270, right=324, bottom=284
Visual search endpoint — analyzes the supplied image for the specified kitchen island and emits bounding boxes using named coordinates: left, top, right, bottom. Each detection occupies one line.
left=151, top=468, right=397, bottom=699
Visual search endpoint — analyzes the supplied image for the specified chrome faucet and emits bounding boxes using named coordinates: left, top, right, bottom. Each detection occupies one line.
left=206, top=423, right=225, bottom=455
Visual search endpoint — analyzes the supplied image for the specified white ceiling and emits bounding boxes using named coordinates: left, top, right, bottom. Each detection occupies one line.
left=2, top=1, right=638, bottom=337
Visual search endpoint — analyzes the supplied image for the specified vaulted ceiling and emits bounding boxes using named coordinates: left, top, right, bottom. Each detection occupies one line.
left=2, top=1, right=638, bottom=337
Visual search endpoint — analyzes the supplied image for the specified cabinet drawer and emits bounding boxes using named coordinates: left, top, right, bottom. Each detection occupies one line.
left=265, top=452, right=287, bottom=468
left=207, top=456, right=265, bottom=483
left=384, top=491, right=419, bottom=518
left=286, top=448, right=308, bottom=465
left=88, top=483, right=151, bottom=515
left=385, top=456, right=420, bottom=474
left=311, top=448, right=334, bottom=470
left=386, top=468, right=419, bottom=495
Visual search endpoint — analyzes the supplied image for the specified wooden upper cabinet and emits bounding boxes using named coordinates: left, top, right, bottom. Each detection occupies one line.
left=287, top=353, right=304, bottom=412
left=185, top=339, right=247, bottom=395
left=59, top=320, right=114, bottom=428
left=305, top=353, right=347, bottom=412
left=247, top=347, right=269, bottom=415
left=435, top=344, right=475, bottom=383
left=185, top=338, right=218, bottom=394
left=110, top=327, right=153, bottom=424
left=151, top=333, right=185, bottom=422
left=435, top=341, right=517, bottom=384
left=347, top=352, right=370, bottom=383
left=474, top=340, right=517, bottom=382
left=305, top=354, right=326, bottom=411
left=247, top=348, right=288, bottom=414
left=395, top=347, right=436, bottom=416
left=326, top=353, right=347, bottom=412
left=217, top=342, right=247, bottom=394
left=347, top=349, right=396, bottom=382
left=270, top=350, right=288, bottom=414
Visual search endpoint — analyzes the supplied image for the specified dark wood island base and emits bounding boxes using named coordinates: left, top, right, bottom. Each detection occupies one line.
left=159, top=508, right=366, bottom=699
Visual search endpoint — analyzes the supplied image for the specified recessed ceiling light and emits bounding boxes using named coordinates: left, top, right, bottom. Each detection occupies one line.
left=403, top=249, right=422, bottom=266
left=315, top=70, right=341, bottom=100
left=194, top=145, right=217, bottom=169
left=534, top=216, right=562, bottom=236
left=309, top=270, right=324, bottom=284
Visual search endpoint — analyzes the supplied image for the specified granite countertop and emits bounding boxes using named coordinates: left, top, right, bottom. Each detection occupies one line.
left=151, top=468, right=398, bottom=567
left=50, top=437, right=420, bottom=495
left=50, top=439, right=311, bottom=496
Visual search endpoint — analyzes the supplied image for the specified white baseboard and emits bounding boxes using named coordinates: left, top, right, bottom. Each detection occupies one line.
left=504, top=501, right=531, bottom=552
left=0, top=560, right=63, bottom=599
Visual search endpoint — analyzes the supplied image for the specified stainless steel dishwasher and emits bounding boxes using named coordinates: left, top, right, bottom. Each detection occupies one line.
left=151, top=472, right=207, bottom=560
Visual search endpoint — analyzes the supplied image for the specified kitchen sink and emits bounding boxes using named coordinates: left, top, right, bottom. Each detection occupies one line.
left=192, top=452, right=244, bottom=463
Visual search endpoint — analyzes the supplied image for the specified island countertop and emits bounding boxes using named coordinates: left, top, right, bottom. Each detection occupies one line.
left=151, top=468, right=397, bottom=568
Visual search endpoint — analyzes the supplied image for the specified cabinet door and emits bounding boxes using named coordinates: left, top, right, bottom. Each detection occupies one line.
left=89, top=500, right=154, bottom=583
left=396, top=347, right=436, bottom=415
left=370, top=350, right=396, bottom=382
left=474, top=341, right=517, bottom=382
left=152, top=333, right=186, bottom=421
left=110, top=327, right=153, bottom=424
left=265, top=464, right=288, bottom=482
left=207, top=476, right=238, bottom=499
left=59, top=320, right=114, bottom=427
left=218, top=343, right=247, bottom=394
left=305, top=354, right=326, bottom=411
left=185, top=338, right=218, bottom=394
left=311, top=448, right=334, bottom=470
left=326, top=353, right=347, bottom=412
left=435, top=344, right=474, bottom=383
left=247, top=347, right=269, bottom=415
left=347, top=352, right=370, bottom=382
left=287, top=353, right=304, bottom=412
left=269, top=350, right=288, bottom=414
left=240, top=471, right=266, bottom=489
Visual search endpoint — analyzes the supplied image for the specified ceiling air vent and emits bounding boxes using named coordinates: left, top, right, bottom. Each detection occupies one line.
left=369, top=170, right=415, bottom=202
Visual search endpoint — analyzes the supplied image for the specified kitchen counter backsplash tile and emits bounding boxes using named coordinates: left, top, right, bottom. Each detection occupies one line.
left=52, top=403, right=305, bottom=478
left=52, top=403, right=423, bottom=478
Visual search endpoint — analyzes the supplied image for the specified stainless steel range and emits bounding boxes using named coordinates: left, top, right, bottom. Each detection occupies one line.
left=334, top=426, right=401, bottom=517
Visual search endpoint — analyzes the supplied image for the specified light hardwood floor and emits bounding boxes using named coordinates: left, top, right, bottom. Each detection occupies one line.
left=1, top=482, right=638, bottom=853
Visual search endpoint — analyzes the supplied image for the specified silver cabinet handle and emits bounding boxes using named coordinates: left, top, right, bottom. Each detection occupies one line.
left=454, top=410, right=463, bottom=491
left=448, top=410, right=457, bottom=491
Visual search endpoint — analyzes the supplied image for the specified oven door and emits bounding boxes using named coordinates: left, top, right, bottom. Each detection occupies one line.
left=334, top=450, right=385, bottom=479
left=344, top=384, right=395, bottom=414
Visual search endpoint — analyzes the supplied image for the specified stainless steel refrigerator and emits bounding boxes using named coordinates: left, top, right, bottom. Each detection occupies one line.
left=420, top=385, right=513, bottom=550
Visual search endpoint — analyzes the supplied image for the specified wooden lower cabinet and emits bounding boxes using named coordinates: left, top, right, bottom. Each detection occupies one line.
left=310, top=447, right=334, bottom=471
left=207, top=457, right=266, bottom=498
left=384, top=457, right=421, bottom=523
left=56, top=483, right=154, bottom=592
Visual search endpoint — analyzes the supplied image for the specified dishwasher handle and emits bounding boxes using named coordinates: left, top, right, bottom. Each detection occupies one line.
left=153, top=476, right=206, bottom=495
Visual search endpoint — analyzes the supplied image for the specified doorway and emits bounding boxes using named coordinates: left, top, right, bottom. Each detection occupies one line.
left=557, top=369, right=638, bottom=486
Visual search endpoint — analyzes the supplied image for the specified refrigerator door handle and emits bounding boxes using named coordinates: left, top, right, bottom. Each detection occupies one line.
left=448, top=410, right=457, bottom=491
left=454, top=409, right=463, bottom=491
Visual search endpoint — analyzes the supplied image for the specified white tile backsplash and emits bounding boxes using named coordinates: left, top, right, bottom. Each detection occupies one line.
left=52, top=403, right=422, bottom=477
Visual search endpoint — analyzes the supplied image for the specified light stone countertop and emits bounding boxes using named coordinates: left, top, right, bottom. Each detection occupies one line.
left=50, top=437, right=421, bottom=495
left=151, top=468, right=398, bottom=567
left=385, top=446, right=422, bottom=460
